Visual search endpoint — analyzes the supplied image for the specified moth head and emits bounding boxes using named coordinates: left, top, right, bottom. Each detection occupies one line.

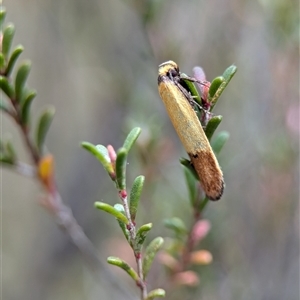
left=158, top=60, right=180, bottom=78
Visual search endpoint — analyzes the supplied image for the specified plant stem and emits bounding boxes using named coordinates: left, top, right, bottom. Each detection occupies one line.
left=119, top=190, right=148, bottom=299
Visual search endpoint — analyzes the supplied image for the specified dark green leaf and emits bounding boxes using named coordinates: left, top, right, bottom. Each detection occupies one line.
left=95, top=202, right=129, bottom=224
left=15, top=61, right=31, bottom=103
left=129, top=175, right=145, bottom=221
left=204, top=115, right=223, bottom=141
left=210, top=65, right=237, bottom=109
left=211, top=131, right=230, bottom=154
left=20, top=89, right=36, bottom=125
left=123, top=127, right=141, bottom=153
left=115, top=147, right=127, bottom=190
left=181, top=73, right=201, bottom=105
left=0, top=53, right=5, bottom=69
left=0, top=154, right=14, bottom=165
left=134, top=223, right=152, bottom=253
left=0, top=76, right=14, bottom=98
left=2, top=23, right=15, bottom=59
left=143, top=237, right=164, bottom=278
left=180, top=158, right=199, bottom=181
left=0, top=8, right=6, bottom=30
left=208, top=76, right=225, bottom=99
left=5, top=45, right=24, bottom=76
left=107, top=256, right=139, bottom=281
left=35, top=107, right=55, bottom=154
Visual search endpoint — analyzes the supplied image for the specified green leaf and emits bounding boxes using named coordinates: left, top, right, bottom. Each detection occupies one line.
left=20, top=89, right=36, bottom=125
left=223, top=65, right=237, bottom=81
left=146, top=289, right=166, bottom=299
left=0, top=154, right=14, bottom=165
left=164, top=217, right=187, bottom=235
left=94, top=202, right=129, bottom=224
left=0, top=8, right=6, bottom=30
left=204, top=115, right=223, bottom=141
left=5, top=45, right=24, bottom=76
left=0, top=76, right=14, bottom=98
left=0, top=53, right=5, bottom=69
left=15, top=60, right=31, bottom=103
left=211, top=131, right=230, bottom=154
left=199, top=197, right=209, bottom=212
left=180, top=158, right=199, bottom=181
left=129, top=175, right=145, bottom=221
left=2, top=23, right=15, bottom=59
left=115, top=147, right=127, bottom=190
left=6, top=140, right=17, bottom=163
left=114, top=204, right=129, bottom=240
left=123, top=127, right=141, bottom=153
left=181, top=73, right=201, bottom=105
left=210, top=65, right=237, bottom=109
left=208, top=76, right=225, bottom=99
left=143, top=237, right=164, bottom=278
left=183, top=166, right=197, bottom=207
left=134, top=223, right=152, bottom=253
left=107, top=256, right=139, bottom=281
left=35, top=106, right=55, bottom=154
left=81, top=142, right=115, bottom=177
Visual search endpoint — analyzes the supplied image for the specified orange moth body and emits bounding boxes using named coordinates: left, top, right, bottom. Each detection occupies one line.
left=158, top=61, right=224, bottom=200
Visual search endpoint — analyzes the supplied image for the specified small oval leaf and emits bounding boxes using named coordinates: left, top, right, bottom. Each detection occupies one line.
left=180, top=158, right=199, bottom=181
left=81, top=142, right=115, bottom=178
left=211, top=131, right=230, bottom=154
left=181, top=73, right=201, bottom=105
left=123, top=127, right=141, bottom=153
left=134, top=223, right=152, bottom=253
left=208, top=76, right=225, bottom=99
left=143, top=237, right=164, bottom=278
left=164, top=217, right=187, bottom=235
left=129, top=175, right=145, bottom=221
left=0, top=8, right=6, bottom=30
left=210, top=65, right=237, bottom=109
left=15, top=60, right=31, bottom=103
left=146, top=288, right=166, bottom=299
left=35, top=106, right=55, bottom=154
left=223, top=65, right=237, bottom=81
left=204, top=115, right=223, bottom=141
left=2, top=23, right=15, bottom=59
left=5, top=45, right=24, bottom=76
left=20, top=89, right=37, bottom=125
left=107, top=256, right=139, bottom=281
left=0, top=76, right=14, bottom=98
left=115, top=147, right=127, bottom=190
left=94, top=202, right=129, bottom=225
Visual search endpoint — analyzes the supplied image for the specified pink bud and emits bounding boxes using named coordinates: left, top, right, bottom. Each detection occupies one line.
left=173, top=271, right=199, bottom=286
left=107, top=145, right=117, bottom=164
left=192, top=219, right=211, bottom=244
left=190, top=250, right=213, bottom=265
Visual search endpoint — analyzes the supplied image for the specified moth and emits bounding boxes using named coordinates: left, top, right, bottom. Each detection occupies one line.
left=158, top=60, right=224, bottom=201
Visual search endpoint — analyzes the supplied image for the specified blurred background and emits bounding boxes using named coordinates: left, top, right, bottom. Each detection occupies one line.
left=2, top=0, right=299, bottom=299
